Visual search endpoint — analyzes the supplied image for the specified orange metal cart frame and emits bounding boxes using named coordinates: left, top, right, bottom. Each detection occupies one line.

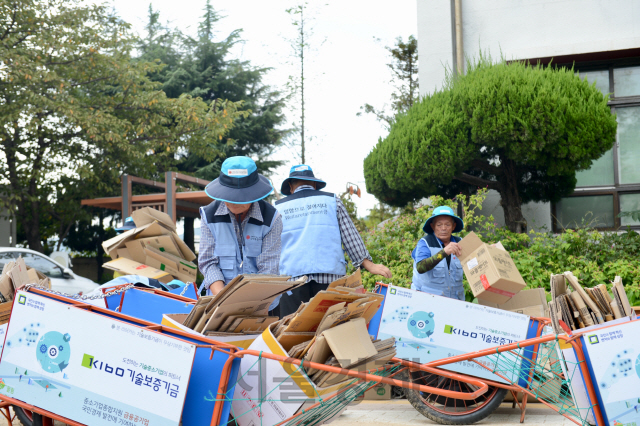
left=0, top=289, right=605, bottom=426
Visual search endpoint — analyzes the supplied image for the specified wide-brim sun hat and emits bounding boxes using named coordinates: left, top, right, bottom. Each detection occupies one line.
left=423, top=205, right=464, bottom=234
left=280, top=165, right=327, bottom=196
left=204, top=156, right=274, bottom=204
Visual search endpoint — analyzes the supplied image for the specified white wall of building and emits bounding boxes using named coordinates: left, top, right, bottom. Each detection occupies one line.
left=416, top=0, right=640, bottom=231
left=418, top=0, right=640, bottom=95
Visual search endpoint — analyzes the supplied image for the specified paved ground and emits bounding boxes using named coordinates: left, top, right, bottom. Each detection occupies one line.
left=331, top=401, right=575, bottom=426
left=0, top=401, right=574, bottom=425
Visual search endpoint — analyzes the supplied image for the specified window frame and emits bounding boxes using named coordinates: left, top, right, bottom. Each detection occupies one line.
left=552, top=57, right=640, bottom=232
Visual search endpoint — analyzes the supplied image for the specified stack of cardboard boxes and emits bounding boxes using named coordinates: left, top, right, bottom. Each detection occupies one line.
left=101, top=208, right=197, bottom=284
left=458, top=232, right=548, bottom=315
left=175, top=274, right=306, bottom=337
left=0, top=257, right=51, bottom=324
left=549, top=272, right=634, bottom=332
left=231, top=270, right=394, bottom=426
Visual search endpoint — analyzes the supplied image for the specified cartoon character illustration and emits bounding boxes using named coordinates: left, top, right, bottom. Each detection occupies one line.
left=36, top=332, right=71, bottom=373
left=407, top=311, right=436, bottom=339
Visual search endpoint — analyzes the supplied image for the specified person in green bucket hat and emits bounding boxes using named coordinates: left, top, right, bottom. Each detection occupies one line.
left=410, top=205, right=465, bottom=300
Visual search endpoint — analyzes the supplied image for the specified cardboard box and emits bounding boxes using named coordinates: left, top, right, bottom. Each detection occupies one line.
left=459, top=232, right=526, bottom=304
left=379, top=285, right=531, bottom=384
left=363, top=383, right=391, bottom=400
left=103, top=221, right=196, bottom=262
left=161, top=314, right=259, bottom=349
left=102, top=257, right=173, bottom=283
left=144, top=246, right=198, bottom=283
left=479, top=288, right=548, bottom=318
left=131, top=207, right=176, bottom=231
left=231, top=323, right=354, bottom=426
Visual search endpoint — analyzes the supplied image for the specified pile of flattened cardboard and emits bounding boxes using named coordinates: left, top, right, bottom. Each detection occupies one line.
left=549, top=272, right=634, bottom=332
left=178, top=274, right=306, bottom=337
left=101, top=207, right=197, bottom=284
left=269, top=270, right=395, bottom=386
left=0, top=256, right=51, bottom=324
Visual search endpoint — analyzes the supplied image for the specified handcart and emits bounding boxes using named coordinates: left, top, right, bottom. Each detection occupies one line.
left=218, top=323, right=603, bottom=426
left=219, top=283, right=605, bottom=426
left=0, top=285, right=605, bottom=426
left=0, top=286, right=243, bottom=426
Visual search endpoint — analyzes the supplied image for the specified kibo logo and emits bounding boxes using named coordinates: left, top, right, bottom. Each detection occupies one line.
left=82, top=353, right=95, bottom=369
left=588, top=335, right=599, bottom=345
left=390, top=288, right=397, bottom=295
left=18, top=295, right=26, bottom=305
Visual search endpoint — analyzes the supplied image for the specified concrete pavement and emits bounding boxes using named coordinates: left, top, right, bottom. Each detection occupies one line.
left=331, top=400, right=577, bottom=426
left=0, top=401, right=575, bottom=425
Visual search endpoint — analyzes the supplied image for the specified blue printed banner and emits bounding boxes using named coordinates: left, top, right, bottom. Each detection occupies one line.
left=0, top=291, right=195, bottom=426
left=378, top=285, right=530, bottom=383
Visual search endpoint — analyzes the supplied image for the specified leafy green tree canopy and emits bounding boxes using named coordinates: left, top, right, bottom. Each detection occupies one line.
left=0, top=0, right=245, bottom=251
left=364, top=56, right=618, bottom=232
left=137, top=1, right=288, bottom=180
left=359, top=35, right=418, bottom=128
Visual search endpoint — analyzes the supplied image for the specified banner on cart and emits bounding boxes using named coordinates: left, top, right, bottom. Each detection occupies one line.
left=0, top=291, right=195, bottom=426
left=378, top=285, right=530, bottom=383
left=582, top=319, right=640, bottom=426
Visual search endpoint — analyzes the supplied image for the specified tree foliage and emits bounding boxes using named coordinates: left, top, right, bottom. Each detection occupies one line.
left=359, top=35, right=419, bottom=128
left=364, top=55, right=618, bottom=232
left=355, top=189, right=640, bottom=306
left=136, top=2, right=288, bottom=180
left=0, top=0, right=245, bottom=251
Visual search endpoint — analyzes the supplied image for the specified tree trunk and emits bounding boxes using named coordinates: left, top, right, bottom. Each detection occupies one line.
left=183, top=217, right=195, bottom=252
left=499, top=159, right=527, bottom=233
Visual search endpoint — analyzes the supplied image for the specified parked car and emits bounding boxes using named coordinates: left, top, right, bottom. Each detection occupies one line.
left=0, top=248, right=98, bottom=295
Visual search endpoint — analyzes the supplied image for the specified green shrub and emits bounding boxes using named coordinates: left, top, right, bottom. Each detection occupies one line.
left=355, top=189, right=640, bottom=304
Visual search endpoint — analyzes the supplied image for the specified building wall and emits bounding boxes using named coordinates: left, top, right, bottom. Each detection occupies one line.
left=477, top=191, right=552, bottom=233
left=416, top=0, right=640, bottom=231
left=417, top=0, right=640, bottom=95
left=0, top=214, right=16, bottom=247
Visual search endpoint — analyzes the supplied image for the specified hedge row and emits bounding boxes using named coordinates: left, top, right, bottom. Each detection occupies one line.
left=354, top=189, right=640, bottom=305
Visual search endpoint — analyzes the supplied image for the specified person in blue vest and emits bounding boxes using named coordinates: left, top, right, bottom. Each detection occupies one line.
left=275, top=165, right=392, bottom=318
left=411, top=205, right=465, bottom=300
left=198, top=156, right=283, bottom=305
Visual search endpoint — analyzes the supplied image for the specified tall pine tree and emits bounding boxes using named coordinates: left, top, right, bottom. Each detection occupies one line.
left=137, top=2, right=288, bottom=180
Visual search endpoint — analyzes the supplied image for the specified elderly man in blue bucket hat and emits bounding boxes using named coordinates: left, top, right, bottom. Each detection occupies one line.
left=275, top=164, right=392, bottom=318
left=198, top=156, right=282, bottom=304
left=411, top=205, right=465, bottom=300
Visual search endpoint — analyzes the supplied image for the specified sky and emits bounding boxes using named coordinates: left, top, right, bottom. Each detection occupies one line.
left=98, top=0, right=418, bottom=221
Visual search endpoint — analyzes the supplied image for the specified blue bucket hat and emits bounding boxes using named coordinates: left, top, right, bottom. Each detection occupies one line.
left=423, top=205, right=464, bottom=234
left=280, top=165, right=327, bottom=196
left=115, top=217, right=136, bottom=232
left=204, top=156, right=274, bottom=204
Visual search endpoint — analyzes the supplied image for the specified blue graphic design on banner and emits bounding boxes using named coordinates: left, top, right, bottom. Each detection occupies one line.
left=0, top=291, right=195, bottom=426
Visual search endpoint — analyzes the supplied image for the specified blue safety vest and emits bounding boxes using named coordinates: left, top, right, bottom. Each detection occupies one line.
left=411, top=234, right=465, bottom=300
left=200, top=200, right=277, bottom=286
left=275, top=190, right=346, bottom=277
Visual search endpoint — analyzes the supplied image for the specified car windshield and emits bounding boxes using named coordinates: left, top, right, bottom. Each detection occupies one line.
left=0, top=252, right=14, bottom=272
left=17, top=252, right=64, bottom=279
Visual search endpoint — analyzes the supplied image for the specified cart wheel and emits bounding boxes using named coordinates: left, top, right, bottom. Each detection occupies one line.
left=398, top=370, right=507, bottom=425
left=14, top=405, right=34, bottom=426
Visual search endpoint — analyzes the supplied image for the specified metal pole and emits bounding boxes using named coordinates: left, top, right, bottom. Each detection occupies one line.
left=454, top=0, right=464, bottom=74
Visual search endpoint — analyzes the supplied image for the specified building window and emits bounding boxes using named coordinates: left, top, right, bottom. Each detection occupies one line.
left=554, top=61, right=640, bottom=231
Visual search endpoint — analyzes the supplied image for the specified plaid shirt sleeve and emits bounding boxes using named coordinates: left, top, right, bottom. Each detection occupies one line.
left=336, top=198, right=372, bottom=268
left=198, top=214, right=225, bottom=289
left=256, top=211, right=282, bottom=275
